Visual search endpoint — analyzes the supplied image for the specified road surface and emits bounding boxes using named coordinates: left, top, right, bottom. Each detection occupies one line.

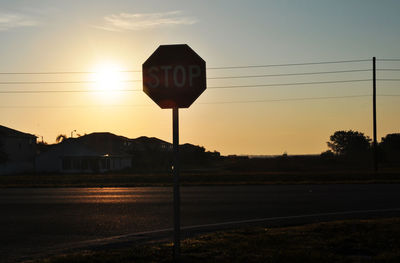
left=1, top=184, right=400, bottom=262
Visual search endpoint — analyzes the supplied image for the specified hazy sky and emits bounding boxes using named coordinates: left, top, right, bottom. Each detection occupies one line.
left=0, top=0, right=399, bottom=155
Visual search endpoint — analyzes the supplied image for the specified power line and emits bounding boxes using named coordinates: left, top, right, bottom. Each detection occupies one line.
left=1, top=94, right=400, bottom=109
left=208, top=69, right=371, bottom=80
left=0, top=70, right=142, bottom=75
left=199, top=95, right=372, bottom=104
left=377, top=59, right=400, bottom=61
left=0, top=59, right=370, bottom=75
left=0, top=94, right=377, bottom=108
left=0, top=80, right=141, bottom=85
left=0, top=89, right=141, bottom=94
left=0, top=104, right=149, bottom=109
left=208, top=79, right=371, bottom=89
left=207, top=59, right=370, bottom=70
left=0, top=69, right=372, bottom=85
left=0, top=58, right=398, bottom=76
left=378, top=68, right=400, bottom=71
left=0, top=79, right=372, bottom=94
left=377, top=79, right=400, bottom=81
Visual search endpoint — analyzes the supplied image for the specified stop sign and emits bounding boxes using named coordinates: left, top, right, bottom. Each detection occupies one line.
left=143, top=44, right=206, bottom=109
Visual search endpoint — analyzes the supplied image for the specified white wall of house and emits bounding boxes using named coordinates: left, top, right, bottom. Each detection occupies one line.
left=60, top=156, right=132, bottom=173
left=36, top=152, right=132, bottom=174
left=111, top=156, right=131, bottom=171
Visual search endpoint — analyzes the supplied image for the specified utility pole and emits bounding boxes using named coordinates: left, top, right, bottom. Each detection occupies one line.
left=373, top=57, right=378, bottom=172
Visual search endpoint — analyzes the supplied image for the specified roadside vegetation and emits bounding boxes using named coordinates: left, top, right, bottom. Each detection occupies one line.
left=32, top=217, right=400, bottom=263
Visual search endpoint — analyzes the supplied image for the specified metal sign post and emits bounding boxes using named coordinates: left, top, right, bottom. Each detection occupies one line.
left=142, top=44, right=206, bottom=262
left=172, top=107, right=181, bottom=260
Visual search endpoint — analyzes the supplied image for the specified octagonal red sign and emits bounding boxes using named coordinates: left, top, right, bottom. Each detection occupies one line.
left=143, top=44, right=206, bottom=109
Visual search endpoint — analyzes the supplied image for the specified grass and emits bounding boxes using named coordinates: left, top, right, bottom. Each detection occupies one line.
left=1, top=171, right=400, bottom=188
left=32, top=217, right=400, bottom=263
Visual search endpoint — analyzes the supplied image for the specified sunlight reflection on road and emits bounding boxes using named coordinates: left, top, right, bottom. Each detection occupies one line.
left=0, top=187, right=171, bottom=204
left=66, top=187, right=171, bottom=203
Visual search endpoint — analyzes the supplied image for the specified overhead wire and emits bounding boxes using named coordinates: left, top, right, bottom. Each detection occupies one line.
left=208, top=79, right=372, bottom=90
left=378, top=68, right=400, bottom=71
left=0, top=69, right=373, bottom=85
left=0, top=59, right=397, bottom=101
left=0, top=89, right=139, bottom=94
left=377, top=79, right=400, bottom=81
left=0, top=58, right=398, bottom=77
left=0, top=58, right=371, bottom=75
left=208, top=69, right=371, bottom=80
left=2, top=94, right=400, bottom=109
left=206, top=59, right=370, bottom=70
left=377, top=59, right=400, bottom=61
left=0, top=79, right=375, bottom=93
left=0, top=80, right=141, bottom=85
left=199, top=95, right=372, bottom=104
left=0, top=94, right=375, bottom=108
left=0, top=70, right=142, bottom=75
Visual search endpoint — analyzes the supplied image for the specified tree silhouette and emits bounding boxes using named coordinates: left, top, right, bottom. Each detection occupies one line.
left=56, top=134, right=67, bottom=143
left=327, top=130, right=371, bottom=157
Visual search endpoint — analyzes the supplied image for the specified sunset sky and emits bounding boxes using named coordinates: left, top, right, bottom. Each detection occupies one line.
left=0, top=0, right=399, bottom=155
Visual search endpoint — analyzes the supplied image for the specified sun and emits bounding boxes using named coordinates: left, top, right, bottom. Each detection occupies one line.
left=93, top=64, right=123, bottom=91
left=90, top=62, right=126, bottom=103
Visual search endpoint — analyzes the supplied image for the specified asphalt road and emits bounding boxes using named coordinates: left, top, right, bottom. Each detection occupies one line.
left=1, top=184, right=400, bottom=262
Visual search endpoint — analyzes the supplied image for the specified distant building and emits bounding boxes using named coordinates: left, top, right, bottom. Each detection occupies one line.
left=130, top=136, right=173, bottom=152
left=1, top=128, right=217, bottom=174
left=36, top=133, right=132, bottom=174
left=0, top=125, right=37, bottom=175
